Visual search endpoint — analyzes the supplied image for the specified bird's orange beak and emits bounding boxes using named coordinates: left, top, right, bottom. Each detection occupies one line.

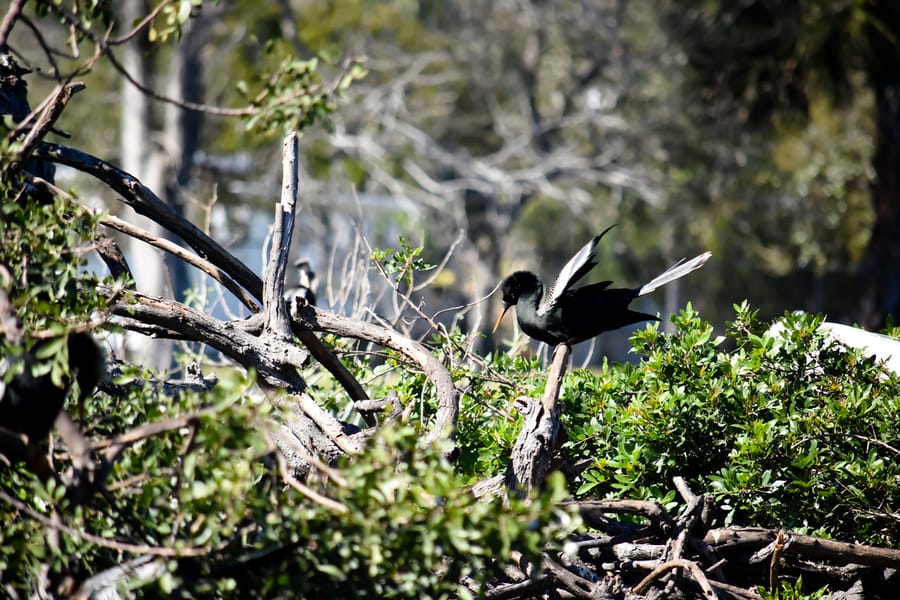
left=492, top=305, right=509, bottom=333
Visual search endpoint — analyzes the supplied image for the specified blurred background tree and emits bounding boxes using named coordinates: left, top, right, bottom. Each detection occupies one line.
left=8, top=0, right=893, bottom=361
left=663, top=0, right=898, bottom=328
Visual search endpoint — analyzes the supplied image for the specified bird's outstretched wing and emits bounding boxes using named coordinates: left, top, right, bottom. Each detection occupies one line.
left=538, top=224, right=615, bottom=316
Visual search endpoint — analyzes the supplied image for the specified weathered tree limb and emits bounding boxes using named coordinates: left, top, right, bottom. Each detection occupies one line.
left=110, top=292, right=307, bottom=390
left=107, top=291, right=360, bottom=467
left=74, top=556, right=167, bottom=600
left=632, top=558, right=716, bottom=599
left=484, top=575, right=550, bottom=600
left=100, top=359, right=218, bottom=401
left=102, top=213, right=258, bottom=311
left=295, top=324, right=370, bottom=402
left=0, top=2, right=27, bottom=48
left=541, top=553, right=595, bottom=599
left=505, top=343, right=568, bottom=496
left=37, top=142, right=262, bottom=295
left=708, top=580, right=763, bottom=600
left=671, top=476, right=725, bottom=583
left=566, top=499, right=677, bottom=535
left=261, top=133, right=298, bottom=338
left=36, top=141, right=367, bottom=404
left=11, top=82, right=82, bottom=169
left=705, top=527, right=900, bottom=570
left=53, top=410, right=99, bottom=503
left=20, top=174, right=136, bottom=286
left=285, top=305, right=459, bottom=447
left=92, top=230, right=134, bottom=285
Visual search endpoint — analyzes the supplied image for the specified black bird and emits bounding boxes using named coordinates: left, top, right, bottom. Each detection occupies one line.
left=285, top=258, right=318, bottom=308
left=493, top=226, right=711, bottom=346
left=0, top=332, right=102, bottom=443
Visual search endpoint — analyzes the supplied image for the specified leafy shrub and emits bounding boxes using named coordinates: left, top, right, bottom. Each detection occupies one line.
left=566, top=303, right=900, bottom=545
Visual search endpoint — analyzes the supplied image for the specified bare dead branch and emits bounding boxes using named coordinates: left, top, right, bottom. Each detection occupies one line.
left=566, top=499, right=678, bottom=534
left=34, top=143, right=366, bottom=404
left=92, top=230, right=134, bottom=284
left=102, top=213, right=259, bottom=311
left=541, top=553, right=595, bottom=598
left=13, top=81, right=82, bottom=159
left=274, top=448, right=349, bottom=513
left=706, top=527, right=900, bottom=570
left=0, top=0, right=26, bottom=50
left=285, top=305, right=459, bottom=448
left=75, top=556, right=168, bottom=599
left=504, top=343, right=568, bottom=496
left=36, top=142, right=262, bottom=297
left=108, top=290, right=308, bottom=391
left=0, top=487, right=212, bottom=558
left=53, top=410, right=97, bottom=502
left=93, top=409, right=212, bottom=462
left=262, top=133, right=298, bottom=337
left=632, top=558, right=717, bottom=598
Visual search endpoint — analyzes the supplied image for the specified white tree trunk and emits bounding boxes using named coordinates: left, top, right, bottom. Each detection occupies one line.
left=119, top=0, right=173, bottom=370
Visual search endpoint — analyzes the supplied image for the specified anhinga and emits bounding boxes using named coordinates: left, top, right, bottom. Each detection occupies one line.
left=493, top=226, right=711, bottom=346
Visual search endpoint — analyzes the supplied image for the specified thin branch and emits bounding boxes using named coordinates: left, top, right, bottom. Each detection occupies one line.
left=107, top=0, right=175, bottom=45
left=0, top=487, right=212, bottom=558
left=284, top=305, right=459, bottom=448
left=102, top=213, right=259, bottom=312
left=4, top=81, right=83, bottom=176
left=275, top=449, right=349, bottom=513
left=104, top=48, right=254, bottom=117
left=94, top=410, right=213, bottom=463
left=13, top=14, right=62, bottom=79
left=0, top=0, right=26, bottom=49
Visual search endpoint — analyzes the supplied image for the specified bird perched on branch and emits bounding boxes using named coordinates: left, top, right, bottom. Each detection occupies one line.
left=285, top=258, right=318, bottom=308
left=493, top=226, right=711, bottom=346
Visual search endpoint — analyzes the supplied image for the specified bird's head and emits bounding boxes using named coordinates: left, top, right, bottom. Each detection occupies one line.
left=493, top=271, right=541, bottom=333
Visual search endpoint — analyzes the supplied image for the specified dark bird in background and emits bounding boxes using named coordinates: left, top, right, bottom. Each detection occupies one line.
left=285, top=258, right=318, bottom=308
left=0, top=332, right=102, bottom=444
left=493, top=226, right=712, bottom=346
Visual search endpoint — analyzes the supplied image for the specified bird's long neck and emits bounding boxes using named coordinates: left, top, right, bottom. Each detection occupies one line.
left=513, top=279, right=545, bottom=330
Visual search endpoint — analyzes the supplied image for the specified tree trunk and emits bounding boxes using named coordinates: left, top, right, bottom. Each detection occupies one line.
left=859, top=3, right=900, bottom=330
left=161, top=10, right=210, bottom=306
left=119, top=0, right=173, bottom=370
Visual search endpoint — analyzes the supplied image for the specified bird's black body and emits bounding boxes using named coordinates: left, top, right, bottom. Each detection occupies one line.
left=0, top=332, right=102, bottom=443
left=495, top=227, right=711, bottom=346
left=499, top=271, right=657, bottom=345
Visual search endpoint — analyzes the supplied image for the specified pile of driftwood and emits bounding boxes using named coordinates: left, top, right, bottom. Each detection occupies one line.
left=476, top=345, right=900, bottom=600
left=484, top=487, right=900, bottom=599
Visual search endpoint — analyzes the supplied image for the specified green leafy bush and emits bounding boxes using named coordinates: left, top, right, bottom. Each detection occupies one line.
left=1, top=377, right=576, bottom=597
left=566, top=303, right=900, bottom=545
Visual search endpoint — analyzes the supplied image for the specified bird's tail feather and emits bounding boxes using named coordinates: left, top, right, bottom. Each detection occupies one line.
left=636, top=252, right=712, bottom=297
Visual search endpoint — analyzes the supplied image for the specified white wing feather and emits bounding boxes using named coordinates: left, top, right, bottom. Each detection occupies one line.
left=635, top=252, right=712, bottom=296
left=538, top=227, right=613, bottom=316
